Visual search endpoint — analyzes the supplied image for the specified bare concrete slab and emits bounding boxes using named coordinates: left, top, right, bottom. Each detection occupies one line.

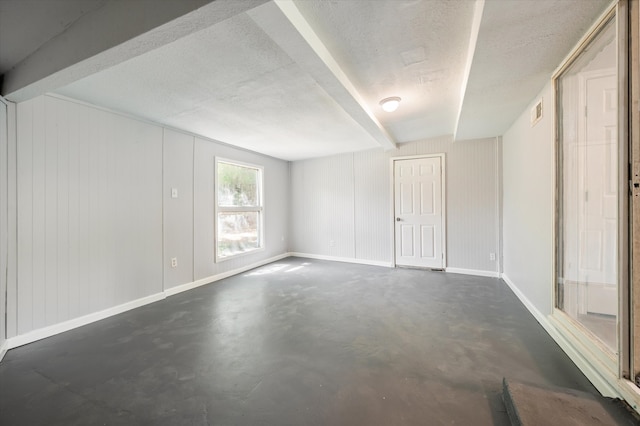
left=2, top=257, right=639, bottom=424
left=503, top=378, right=638, bottom=425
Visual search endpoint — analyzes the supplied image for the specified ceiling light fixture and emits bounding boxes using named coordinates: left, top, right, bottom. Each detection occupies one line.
left=380, top=96, right=401, bottom=112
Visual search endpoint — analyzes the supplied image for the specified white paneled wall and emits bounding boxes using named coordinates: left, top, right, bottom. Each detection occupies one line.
left=291, top=135, right=501, bottom=273
left=163, top=129, right=195, bottom=289
left=353, top=149, right=391, bottom=262
left=10, top=95, right=289, bottom=339
left=291, top=155, right=355, bottom=258
left=15, top=96, right=163, bottom=335
left=0, top=100, right=8, bottom=351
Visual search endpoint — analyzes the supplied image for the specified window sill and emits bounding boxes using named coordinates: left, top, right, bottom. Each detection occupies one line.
left=215, top=246, right=265, bottom=263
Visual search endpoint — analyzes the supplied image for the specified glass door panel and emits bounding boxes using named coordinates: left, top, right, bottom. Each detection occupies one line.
left=556, top=15, right=618, bottom=354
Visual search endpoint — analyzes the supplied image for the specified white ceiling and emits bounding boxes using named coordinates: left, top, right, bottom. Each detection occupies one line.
left=293, top=0, right=476, bottom=143
left=1, top=0, right=613, bottom=161
left=0, top=0, right=106, bottom=74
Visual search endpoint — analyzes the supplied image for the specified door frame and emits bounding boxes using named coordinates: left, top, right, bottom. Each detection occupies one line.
left=389, top=154, right=447, bottom=268
left=551, top=0, right=632, bottom=397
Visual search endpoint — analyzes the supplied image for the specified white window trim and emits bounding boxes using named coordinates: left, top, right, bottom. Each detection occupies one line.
left=214, top=157, right=264, bottom=263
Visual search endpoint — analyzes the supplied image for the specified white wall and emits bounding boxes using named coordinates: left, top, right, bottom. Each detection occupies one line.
left=291, top=135, right=501, bottom=273
left=15, top=96, right=164, bottom=335
left=502, top=83, right=554, bottom=315
left=163, top=129, right=195, bottom=289
left=10, top=95, right=289, bottom=338
left=0, top=99, right=8, bottom=352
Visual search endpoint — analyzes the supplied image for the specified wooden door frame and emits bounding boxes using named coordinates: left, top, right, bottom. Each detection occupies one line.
left=389, top=154, right=447, bottom=268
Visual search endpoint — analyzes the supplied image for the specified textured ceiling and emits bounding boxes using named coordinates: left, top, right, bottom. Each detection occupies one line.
left=54, top=11, right=382, bottom=160
left=0, top=0, right=106, bottom=74
left=455, top=0, right=614, bottom=141
left=293, top=0, right=476, bottom=143
left=2, top=0, right=614, bottom=160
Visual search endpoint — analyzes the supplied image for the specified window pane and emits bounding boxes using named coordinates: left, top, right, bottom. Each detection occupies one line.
left=217, top=212, right=260, bottom=258
left=556, top=16, right=617, bottom=353
left=218, top=162, right=258, bottom=207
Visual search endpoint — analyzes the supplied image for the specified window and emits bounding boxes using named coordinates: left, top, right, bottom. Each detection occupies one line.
left=215, top=159, right=263, bottom=261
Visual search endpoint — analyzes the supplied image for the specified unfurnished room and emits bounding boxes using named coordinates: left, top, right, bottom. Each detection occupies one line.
left=1, top=0, right=640, bottom=424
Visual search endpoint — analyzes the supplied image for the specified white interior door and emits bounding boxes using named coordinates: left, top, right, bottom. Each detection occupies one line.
left=394, top=156, right=444, bottom=269
left=579, top=71, right=617, bottom=316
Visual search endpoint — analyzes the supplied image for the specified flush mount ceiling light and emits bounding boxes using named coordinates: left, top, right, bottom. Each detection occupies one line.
left=379, top=96, right=401, bottom=112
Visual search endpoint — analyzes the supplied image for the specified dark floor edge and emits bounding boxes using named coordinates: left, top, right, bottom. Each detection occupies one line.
left=502, top=378, right=522, bottom=426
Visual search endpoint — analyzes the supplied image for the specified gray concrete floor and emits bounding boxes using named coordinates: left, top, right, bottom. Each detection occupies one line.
left=0, top=257, right=626, bottom=425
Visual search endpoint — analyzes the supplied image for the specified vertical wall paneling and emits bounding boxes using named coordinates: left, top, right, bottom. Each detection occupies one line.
left=435, top=138, right=498, bottom=271
left=67, top=101, right=80, bottom=319
left=290, top=135, right=500, bottom=272
left=291, top=155, right=355, bottom=258
left=16, top=100, right=34, bottom=334
left=0, top=99, right=7, bottom=349
left=163, top=129, right=195, bottom=290
left=325, top=155, right=355, bottom=258
left=131, top=115, right=164, bottom=301
left=76, top=101, right=90, bottom=317
left=7, top=101, right=17, bottom=338
left=193, top=137, right=215, bottom=280
left=11, top=94, right=288, bottom=340
left=261, top=151, right=289, bottom=264
left=32, top=96, right=46, bottom=329
left=353, top=150, right=391, bottom=262
left=56, top=97, right=70, bottom=322
left=15, top=95, right=164, bottom=335
left=44, top=96, right=59, bottom=325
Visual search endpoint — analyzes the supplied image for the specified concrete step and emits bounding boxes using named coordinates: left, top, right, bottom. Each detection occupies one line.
left=502, top=378, right=639, bottom=425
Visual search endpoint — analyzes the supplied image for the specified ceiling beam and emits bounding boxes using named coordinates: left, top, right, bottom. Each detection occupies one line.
left=2, top=0, right=269, bottom=102
left=453, top=0, right=485, bottom=142
left=247, top=0, right=397, bottom=151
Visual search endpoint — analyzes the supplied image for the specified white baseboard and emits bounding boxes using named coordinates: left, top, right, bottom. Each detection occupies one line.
left=6, top=292, right=166, bottom=350
left=445, top=267, right=500, bottom=278
left=164, top=252, right=291, bottom=297
left=290, top=252, right=394, bottom=268
left=4, top=252, right=292, bottom=353
left=0, top=339, right=8, bottom=362
left=290, top=254, right=499, bottom=276
left=501, top=273, right=619, bottom=398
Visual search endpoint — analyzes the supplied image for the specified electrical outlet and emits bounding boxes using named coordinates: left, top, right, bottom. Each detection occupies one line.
left=171, top=188, right=178, bottom=199
left=489, top=253, right=496, bottom=261
left=171, top=257, right=178, bottom=268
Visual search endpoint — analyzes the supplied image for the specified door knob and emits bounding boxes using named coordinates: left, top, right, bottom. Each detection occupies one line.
left=396, top=217, right=401, bottom=222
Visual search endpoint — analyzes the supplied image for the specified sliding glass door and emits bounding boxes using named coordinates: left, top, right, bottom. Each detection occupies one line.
left=556, top=13, right=620, bottom=355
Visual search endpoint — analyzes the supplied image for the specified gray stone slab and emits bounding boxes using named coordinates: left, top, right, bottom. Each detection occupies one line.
left=503, top=378, right=636, bottom=426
